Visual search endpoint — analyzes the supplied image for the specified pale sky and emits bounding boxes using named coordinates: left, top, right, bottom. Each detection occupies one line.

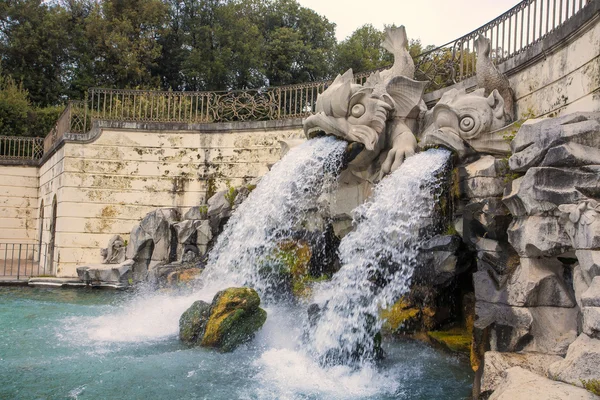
left=296, top=0, right=522, bottom=46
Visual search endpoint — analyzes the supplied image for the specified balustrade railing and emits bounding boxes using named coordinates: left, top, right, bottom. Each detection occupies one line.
left=415, top=0, right=589, bottom=88
left=0, top=136, right=44, bottom=160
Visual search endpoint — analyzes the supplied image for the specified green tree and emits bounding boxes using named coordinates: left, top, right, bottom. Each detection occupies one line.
left=85, top=0, right=168, bottom=89
left=0, top=74, right=30, bottom=136
left=264, top=0, right=336, bottom=86
left=0, top=0, right=71, bottom=106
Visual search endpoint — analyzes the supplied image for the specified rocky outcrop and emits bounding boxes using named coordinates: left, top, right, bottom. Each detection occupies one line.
left=548, top=334, right=600, bottom=387
left=481, top=351, right=563, bottom=394
left=123, top=203, right=217, bottom=283
left=509, top=113, right=600, bottom=172
left=76, top=260, right=133, bottom=288
left=471, top=112, right=600, bottom=398
left=179, top=287, right=267, bottom=352
left=474, top=258, right=575, bottom=308
left=126, top=208, right=180, bottom=281
left=489, top=367, right=599, bottom=400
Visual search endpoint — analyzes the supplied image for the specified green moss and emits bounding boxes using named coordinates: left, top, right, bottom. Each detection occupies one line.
left=179, top=300, right=211, bottom=344
left=205, top=177, right=217, bottom=201
left=498, top=156, right=523, bottom=185
left=444, top=224, right=458, bottom=236
left=224, top=182, right=237, bottom=207
left=273, top=240, right=312, bottom=297
left=427, top=327, right=471, bottom=353
left=380, top=299, right=420, bottom=334
left=201, top=287, right=266, bottom=352
left=581, top=379, right=600, bottom=396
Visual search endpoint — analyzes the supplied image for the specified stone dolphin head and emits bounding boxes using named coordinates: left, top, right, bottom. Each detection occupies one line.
left=419, top=88, right=512, bottom=160
left=303, top=69, right=393, bottom=152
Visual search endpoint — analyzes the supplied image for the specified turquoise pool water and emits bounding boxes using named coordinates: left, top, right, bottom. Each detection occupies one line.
left=0, top=287, right=473, bottom=399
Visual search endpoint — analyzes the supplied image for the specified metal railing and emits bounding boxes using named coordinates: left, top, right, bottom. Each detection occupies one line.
left=88, top=82, right=330, bottom=124
left=0, top=243, right=50, bottom=279
left=0, top=136, right=44, bottom=160
left=446, top=0, right=598, bottom=83
left=43, top=100, right=88, bottom=153
left=35, top=0, right=592, bottom=147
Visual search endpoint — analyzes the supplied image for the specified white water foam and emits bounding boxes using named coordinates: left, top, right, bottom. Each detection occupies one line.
left=200, top=136, right=346, bottom=298
left=306, top=149, right=451, bottom=365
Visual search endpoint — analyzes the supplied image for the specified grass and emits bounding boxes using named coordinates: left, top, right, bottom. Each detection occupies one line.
left=581, top=379, right=600, bottom=396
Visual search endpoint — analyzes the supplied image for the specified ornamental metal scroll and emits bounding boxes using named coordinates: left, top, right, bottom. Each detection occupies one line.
left=210, top=89, right=279, bottom=122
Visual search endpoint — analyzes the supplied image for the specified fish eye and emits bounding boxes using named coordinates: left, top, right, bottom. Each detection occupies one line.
left=351, top=104, right=365, bottom=118
left=459, top=116, right=475, bottom=132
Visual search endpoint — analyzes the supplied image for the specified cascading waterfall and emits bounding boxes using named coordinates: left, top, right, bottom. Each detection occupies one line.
left=199, top=136, right=346, bottom=298
left=305, top=148, right=451, bottom=365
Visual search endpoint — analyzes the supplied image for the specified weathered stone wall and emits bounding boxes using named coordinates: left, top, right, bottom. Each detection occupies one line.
left=0, top=164, right=39, bottom=244
left=42, top=122, right=303, bottom=276
left=508, top=11, right=600, bottom=119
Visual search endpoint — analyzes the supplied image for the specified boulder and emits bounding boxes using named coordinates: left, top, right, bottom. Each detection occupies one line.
left=489, top=366, right=598, bottom=400
left=196, top=220, right=213, bottom=255
left=575, top=266, right=592, bottom=308
left=583, top=307, right=600, bottom=338
left=502, top=167, right=600, bottom=216
left=179, top=300, right=212, bottom=344
left=416, top=235, right=467, bottom=287
left=475, top=302, right=577, bottom=355
left=540, top=142, right=600, bottom=168
left=481, top=351, right=563, bottom=394
left=200, top=287, right=267, bottom=352
left=126, top=208, right=180, bottom=280
left=458, top=156, right=506, bottom=199
left=507, top=216, right=571, bottom=258
left=183, top=206, right=208, bottom=221
left=474, top=258, right=576, bottom=308
left=475, top=301, right=533, bottom=352
left=463, top=197, right=512, bottom=241
left=207, top=190, right=234, bottom=234
left=577, top=250, right=600, bottom=285
left=582, top=277, right=600, bottom=307
left=509, top=112, right=600, bottom=172
left=173, top=220, right=201, bottom=245
left=548, top=334, right=600, bottom=387
left=76, top=260, right=133, bottom=286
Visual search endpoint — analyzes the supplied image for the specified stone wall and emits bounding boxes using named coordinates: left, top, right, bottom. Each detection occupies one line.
left=0, top=164, right=39, bottom=247
left=40, top=121, right=303, bottom=276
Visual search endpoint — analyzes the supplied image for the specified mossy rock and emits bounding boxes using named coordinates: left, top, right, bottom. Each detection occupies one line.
left=179, top=300, right=212, bottom=344
left=380, top=299, right=421, bottom=334
left=201, top=287, right=267, bottom=352
left=427, top=326, right=471, bottom=353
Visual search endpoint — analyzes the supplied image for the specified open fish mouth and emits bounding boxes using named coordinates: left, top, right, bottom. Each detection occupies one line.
left=304, top=113, right=378, bottom=151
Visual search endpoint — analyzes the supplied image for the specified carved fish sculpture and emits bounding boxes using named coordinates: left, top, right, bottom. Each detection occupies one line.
left=303, top=26, right=427, bottom=181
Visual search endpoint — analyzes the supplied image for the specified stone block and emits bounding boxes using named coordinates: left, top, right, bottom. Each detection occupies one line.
left=582, top=307, right=600, bottom=339
left=475, top=302, right=577, bottom=355
left=509, top=112, right=600, bottom=172
left=508, top=216, right=571, bottom=258
left=576, top=250, right=600, bottom=285
left=548, top=334, right=600, bottom=387
left=489, top=366, right=598, bottom=400
left=474, top=258, right=575, bottom=308
left=481, top=351, right=563, bottom=394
